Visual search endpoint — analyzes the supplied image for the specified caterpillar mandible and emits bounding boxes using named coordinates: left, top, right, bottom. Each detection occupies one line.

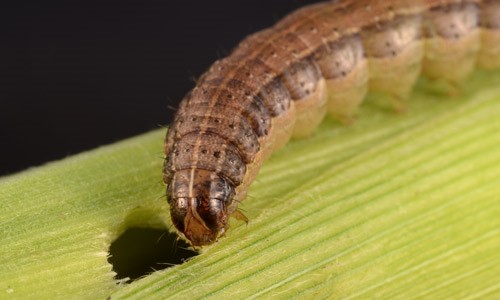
left=163, top=0, right=500, bottom=246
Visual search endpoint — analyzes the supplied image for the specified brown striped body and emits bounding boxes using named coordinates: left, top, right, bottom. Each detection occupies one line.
left=163, top=0, right=500, bottom=246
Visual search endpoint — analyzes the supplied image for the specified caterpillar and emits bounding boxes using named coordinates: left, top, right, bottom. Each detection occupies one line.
left=163, top=0, right=500, bottom=246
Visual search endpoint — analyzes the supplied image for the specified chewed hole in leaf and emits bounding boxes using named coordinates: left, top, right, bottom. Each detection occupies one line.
left=108, top=227, right=198, bottom=283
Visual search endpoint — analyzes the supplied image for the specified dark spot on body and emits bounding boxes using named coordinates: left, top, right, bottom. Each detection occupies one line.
left=203, top=181, right=211, bottom=189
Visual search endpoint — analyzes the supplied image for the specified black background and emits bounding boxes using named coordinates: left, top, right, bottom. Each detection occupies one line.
left=1, top=0, right=321, bottom=176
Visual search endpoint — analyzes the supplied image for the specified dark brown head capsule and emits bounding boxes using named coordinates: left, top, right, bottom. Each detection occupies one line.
left=167, top=169, right=234, bottom=246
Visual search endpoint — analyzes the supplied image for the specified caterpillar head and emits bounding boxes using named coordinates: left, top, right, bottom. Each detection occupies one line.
left=167, top=169, right=234, bottom=246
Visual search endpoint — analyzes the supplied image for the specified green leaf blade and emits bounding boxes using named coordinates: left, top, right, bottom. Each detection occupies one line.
left=1, top=71, right=499, bottom=299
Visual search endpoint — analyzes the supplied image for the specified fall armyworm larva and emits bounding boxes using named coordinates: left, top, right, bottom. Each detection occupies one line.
left=163, top=0, right=500, bottom=246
